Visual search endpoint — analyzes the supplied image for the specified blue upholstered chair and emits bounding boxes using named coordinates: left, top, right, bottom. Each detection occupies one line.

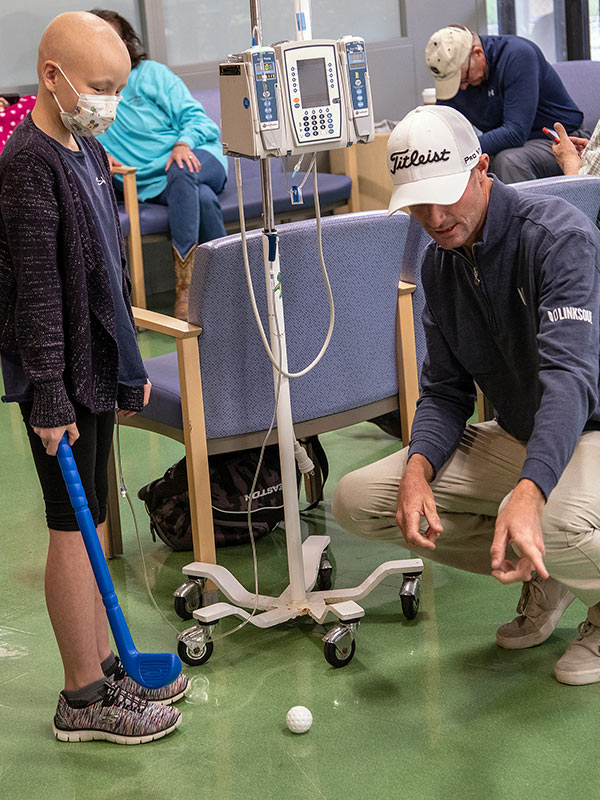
left=116, top=88, right=354, bottom=309
left=106, top=210, right=422, bottom=561
left=552, top=60, right=600, bottom=133
left=511, top=173, right=600, bottom=220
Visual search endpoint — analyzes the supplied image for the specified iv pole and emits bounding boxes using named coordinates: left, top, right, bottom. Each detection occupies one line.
left=252, top=0, right=307, bottom=605
left=176, top=0, right=424, bottom=668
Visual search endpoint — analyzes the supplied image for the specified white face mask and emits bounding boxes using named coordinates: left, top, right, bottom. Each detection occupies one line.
left=53, top=65, right=121, bottom=137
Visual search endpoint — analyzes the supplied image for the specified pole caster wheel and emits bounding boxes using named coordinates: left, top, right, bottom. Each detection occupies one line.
left=400, top=594, right=419, bottom=620
left=315, top=548, right=334, bottom=590
left=322, top=620, right=359, bottom=668
left=177, top=622, right=215, bottom=666
left=324, top=639, right=356, bottom=668
left=177, top=637, right=214, bottom=666
left=400, top=572, right=423, bottom=620
left=173, top=578, right=205, bottom=620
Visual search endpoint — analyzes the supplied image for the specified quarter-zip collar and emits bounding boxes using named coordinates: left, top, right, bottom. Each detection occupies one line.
left=477, top=176, right=520, bottom=250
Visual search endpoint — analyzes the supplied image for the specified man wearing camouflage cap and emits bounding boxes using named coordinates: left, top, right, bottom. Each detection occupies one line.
left=424, top=24, right=585, bottom=183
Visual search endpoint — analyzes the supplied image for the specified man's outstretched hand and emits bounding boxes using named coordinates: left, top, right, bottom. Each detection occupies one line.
left=491, top=479, right=548, bottom=584
left=396, top=454, right=443, bottom=550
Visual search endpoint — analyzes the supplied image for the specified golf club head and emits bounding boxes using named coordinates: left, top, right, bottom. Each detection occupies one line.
left=122, top=649, right=183, bottom=689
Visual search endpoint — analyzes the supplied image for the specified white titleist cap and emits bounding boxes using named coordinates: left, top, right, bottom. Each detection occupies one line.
left=387, top=105, right=482, bottom=215
left=425, top=25, right=472, bottom=100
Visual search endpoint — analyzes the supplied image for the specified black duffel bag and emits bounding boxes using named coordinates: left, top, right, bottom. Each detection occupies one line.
left=137, top=437, right=328, bottom=550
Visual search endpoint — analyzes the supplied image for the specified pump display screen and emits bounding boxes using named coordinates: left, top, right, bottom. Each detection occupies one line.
left=297, top=57, right=329, bottom=108
left=349, top=52, right=364, bottom=63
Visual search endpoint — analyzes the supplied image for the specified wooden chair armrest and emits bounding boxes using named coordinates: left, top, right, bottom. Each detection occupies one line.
left=112, top=164, right=138, bottom=175
left=398, top=280, right=416, bottom=295
left=396, top=280, right=418, bottom=444
left=132, top=307, right=202, bottom=339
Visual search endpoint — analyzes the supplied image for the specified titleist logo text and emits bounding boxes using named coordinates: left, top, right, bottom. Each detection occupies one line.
left=389, top=148, right=451, bottom=174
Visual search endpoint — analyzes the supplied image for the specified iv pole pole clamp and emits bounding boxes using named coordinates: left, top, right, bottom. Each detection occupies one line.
left=294, top=0, right=312, bottom=39
left=177, top=0, right=424, bottom=670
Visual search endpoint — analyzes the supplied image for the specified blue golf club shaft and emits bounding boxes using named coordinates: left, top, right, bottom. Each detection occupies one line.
left=56, top=434, right=181, bottom=688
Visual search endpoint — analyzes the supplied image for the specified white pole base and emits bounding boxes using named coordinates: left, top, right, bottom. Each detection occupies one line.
left=182, top=537, right=423, bottom=629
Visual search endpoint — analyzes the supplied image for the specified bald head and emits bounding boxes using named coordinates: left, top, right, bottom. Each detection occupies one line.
left=36, top=10, right=130, bottom=118
left=39, top=11, right=130, bottom=74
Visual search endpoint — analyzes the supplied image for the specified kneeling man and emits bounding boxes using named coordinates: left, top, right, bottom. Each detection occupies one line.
left=334, top=104, right=600, bottom=685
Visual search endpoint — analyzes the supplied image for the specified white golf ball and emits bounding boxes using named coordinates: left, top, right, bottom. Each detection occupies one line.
left=286, top=705, right=313, bottom=734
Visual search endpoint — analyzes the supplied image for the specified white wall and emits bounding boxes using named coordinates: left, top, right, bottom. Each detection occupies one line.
left=0, top=1, right=141, bottom=94
left=163, top=0, right=403, bottom=66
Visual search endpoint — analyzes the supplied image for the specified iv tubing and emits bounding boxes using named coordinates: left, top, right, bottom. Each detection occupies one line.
left=235, top=157, right=335, bottom=379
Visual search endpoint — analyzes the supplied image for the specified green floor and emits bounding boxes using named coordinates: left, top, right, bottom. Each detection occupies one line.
left=1, top=329, right=598, bottom=800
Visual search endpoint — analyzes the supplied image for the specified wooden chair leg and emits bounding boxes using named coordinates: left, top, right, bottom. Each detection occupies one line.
left=300, top=438, right=323, bottom=507
left=303, top=468, right=322, bottom=507
left=475, top=386, right=494, bottom=422
left=396, top=281, right=419, bottom=446
left=176, top=336, right=216, bottom=566
left=105, top=442, right=123, bottom=558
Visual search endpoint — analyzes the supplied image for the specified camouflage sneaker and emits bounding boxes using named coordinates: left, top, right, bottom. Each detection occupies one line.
left=52, top=681, right=181, bottom=744
left=108, top=656, right=189, bottom=705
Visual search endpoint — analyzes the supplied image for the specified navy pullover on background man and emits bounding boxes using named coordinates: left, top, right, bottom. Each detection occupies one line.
left=441, top=35, right=582, bottom=155
left=423, top=28, right=586, bottom=183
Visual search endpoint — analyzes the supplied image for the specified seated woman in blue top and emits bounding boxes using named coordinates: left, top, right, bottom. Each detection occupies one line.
left=91, top=9, right=228, bottom=319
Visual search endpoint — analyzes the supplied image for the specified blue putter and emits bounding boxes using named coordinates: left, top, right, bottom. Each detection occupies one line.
left=56, top=434, right=181, bottom=689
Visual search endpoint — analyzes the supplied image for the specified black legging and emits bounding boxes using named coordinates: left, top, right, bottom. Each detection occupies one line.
left=20, top=402, right=115, bottom=531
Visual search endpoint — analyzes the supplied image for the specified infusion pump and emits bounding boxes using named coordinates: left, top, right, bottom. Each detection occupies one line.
left=219, top=36, right=374, bottom=158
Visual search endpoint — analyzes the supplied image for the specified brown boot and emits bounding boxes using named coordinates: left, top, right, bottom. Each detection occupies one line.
left=172, top=244, right=197, bottom=320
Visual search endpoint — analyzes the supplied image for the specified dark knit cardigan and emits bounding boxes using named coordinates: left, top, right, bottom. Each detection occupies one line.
left=0, top=114, right=144, bottom=428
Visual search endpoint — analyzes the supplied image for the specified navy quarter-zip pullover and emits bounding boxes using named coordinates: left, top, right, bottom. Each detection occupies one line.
left=441, top=35, right=583, bottom=155
left=408, top=178, right=600, bottom=500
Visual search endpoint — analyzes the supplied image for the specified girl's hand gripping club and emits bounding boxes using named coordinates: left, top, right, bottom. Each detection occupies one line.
left=56, top=434, right=182, bottom=689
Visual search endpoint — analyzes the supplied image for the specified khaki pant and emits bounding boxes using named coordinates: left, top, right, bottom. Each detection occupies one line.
left=333, top=421, right=600, bottom=613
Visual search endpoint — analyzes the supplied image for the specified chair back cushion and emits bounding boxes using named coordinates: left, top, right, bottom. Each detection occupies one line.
left=552, top=60, right=600, bottom=132
left=182, top=211, right=418, bottom=439
left=193, top=88, right=221, bottom=127
left=511, top=173, right=600, bottom=222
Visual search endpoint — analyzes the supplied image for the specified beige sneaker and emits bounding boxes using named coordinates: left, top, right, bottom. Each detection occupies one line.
left=554, top=620, right=600, bottom=685
left=496, top=574, right=575, bottom=649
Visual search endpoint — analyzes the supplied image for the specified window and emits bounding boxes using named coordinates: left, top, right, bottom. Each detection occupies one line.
left=590, top=0, right=600, bottom=59
left=514, top=0, right=558, bottom=62
left=486, top=0, right=499, bottom=33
